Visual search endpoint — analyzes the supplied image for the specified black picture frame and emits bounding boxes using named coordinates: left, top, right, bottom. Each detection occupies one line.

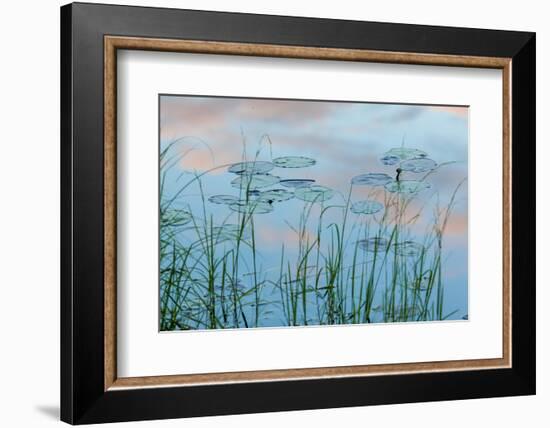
left=61, top=2, right=535, bottom=424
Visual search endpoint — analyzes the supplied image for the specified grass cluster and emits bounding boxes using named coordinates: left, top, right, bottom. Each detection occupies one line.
left=159, top=138, right=465, bottom=331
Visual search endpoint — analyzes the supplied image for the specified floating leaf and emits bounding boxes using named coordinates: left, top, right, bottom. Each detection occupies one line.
left=351, top=173, right=393, bottom=186
left=380, top=147, right=427, bottom=165
left=215, top=279, right=247, bottom=292
left=161, top=209, right=192, bottom=227
left=350, top=200, right=384, bottom=214
left=387, top=305, right=423, bottom=319
left=400, top=158, right=437, bottom=173
left=393, top=241, right=424, bottom=257
left=229, top=200, right=274, bottom=214
left=246, top=189, right=261, bottom=199
left=379, top=154, right=401, bottom=166
left=212, top=224, right=250, bottom=242
left=228, top=161, right=274, bottom=175
left=409, top=270, right=432, bottom=291
left=280, top=179, right=315, bottom=188
left=357, top=237, right=389, bottom=253
left=295, top=185, right=334, bottom=203
left=273, top=156, right=316, bottom=168
left=208, top=194, right=240, bottom=205
left=230, top=173, right=280, bottom=190
left=256, top=189, right=294, bottom=203
left=384, top=180, right=430, bottom=194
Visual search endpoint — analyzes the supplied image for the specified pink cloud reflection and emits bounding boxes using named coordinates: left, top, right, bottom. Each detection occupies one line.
left=428, top=105, right=469, bottom=118
left=161, top=96, right=335, bottom=141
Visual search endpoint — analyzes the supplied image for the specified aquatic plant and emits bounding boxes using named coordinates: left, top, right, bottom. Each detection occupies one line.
left=280, top=179, right=315, bottom=188
left=351, top=200, right=384, bottom=215
left=159, top=136, right=466, bottom=331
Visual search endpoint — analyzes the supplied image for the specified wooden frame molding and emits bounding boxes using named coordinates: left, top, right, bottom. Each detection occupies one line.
left=104, top=35, right=512, bottom=391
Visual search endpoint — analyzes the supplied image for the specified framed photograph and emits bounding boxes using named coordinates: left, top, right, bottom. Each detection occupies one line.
left=60, top=2, right=535, bottom=424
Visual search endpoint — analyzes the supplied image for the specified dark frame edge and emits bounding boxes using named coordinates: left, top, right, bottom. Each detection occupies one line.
left=61, top=3, right=74, bottom=425
left=510, top=32, right=536, bottom=394
left=60, top=2, right=536, bottom=424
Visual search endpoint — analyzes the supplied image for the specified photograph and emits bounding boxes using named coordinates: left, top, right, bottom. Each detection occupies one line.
left=159, top=95, right=469, bottom=331
left=53, top=2, right=536, bottom=424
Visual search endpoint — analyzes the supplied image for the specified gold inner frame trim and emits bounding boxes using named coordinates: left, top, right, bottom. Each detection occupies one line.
left=104, top=35, right=512, bottom=391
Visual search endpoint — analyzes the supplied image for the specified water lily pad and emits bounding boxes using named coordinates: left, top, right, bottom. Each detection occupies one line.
left=295, top=185, right=334, bottom=203
left=280, top=179, right=315, bottom=188
left=208, top=194, right=240, bottom=205
left=215, top=279, right=246, bottom=292
left=357, top=237, right=389, bottom=253
left=379, top=154, right=401, bottom=166
left=256, top=189, right=294, bottom=203
left=409, top=270, right=432, bottom=291
left=389, top=305, right=423, bottom=319
left=229, top=200, right=274, bottom=214
left=384, top=180, right=431, bottom=194
left=272, top=156, right=316, bottom=168
left=393, top=241, right=424, bottom=257
left=161, top=209, right=192, bottom=227
left=228, top=160, right=274, bottom=175
left=230, top=173, right=280, bottom=190
left=351, top=173, right=393, bottom=186
left=380, top=147, right=427, bottom=165
left=351, top=200, right=384, bottom=214
left=400, top=157, right=437, bottom=173
left=246, top=189, right=261, bottom=199
left=212, top=224, right=250, bottom=242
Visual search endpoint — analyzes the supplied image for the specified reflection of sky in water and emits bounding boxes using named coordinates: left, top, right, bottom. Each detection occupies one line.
left=160, top=95, right=468, bottom=324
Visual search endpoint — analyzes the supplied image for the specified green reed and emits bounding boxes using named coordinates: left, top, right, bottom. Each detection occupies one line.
left=159, top=138, right=465, bottom=331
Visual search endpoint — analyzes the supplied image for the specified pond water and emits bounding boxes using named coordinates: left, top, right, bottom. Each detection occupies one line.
left=159, top=96, right=469, bottom=330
